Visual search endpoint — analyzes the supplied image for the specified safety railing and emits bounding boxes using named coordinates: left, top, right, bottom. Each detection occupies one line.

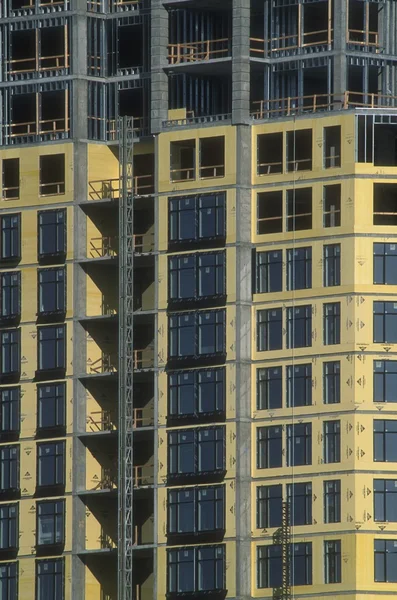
left=39, top=181, right=65, bottom=196
left=17, top=0, right=69, bottom=7
left=170, top=167, right=195, bottom=182
left=258, top=161, right=283, bottom=176
left=133, top=233, right=155, bottom=254
left=133, top=349, right=154, bottom=370
left=324, top=154, right=341, bottom=169
left=133, top=464, right=154, bottom=487
left=89, top=236, right=118, bottom=259
left=133, top=408, right=154, bottom=428
left=8, top=118, right=68, bottom=139
left=347, top=29, right=379, bottom=48
left=89, top=354, right=117, bottom=375
left=199, top=164, right=225, bottom=179
left=2, top=186, right=20, bottom=200
left=168, top=38, right=231, bottom=64
left=8, top=54, right=69, bottom=74
left=87, top=410, right=116, bottom=432
left=286, top=158, right=312, bottom=172
left=250, top=29, right=332, bottom=56
left=93, top=467, right=117, bottom=490
left=88, top=174, right=154, bottom=200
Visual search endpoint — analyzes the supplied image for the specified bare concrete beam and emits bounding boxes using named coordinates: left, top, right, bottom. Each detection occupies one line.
left=232, top=0, right=251, bottom=124
left=151, top=0, right=169, bottom=134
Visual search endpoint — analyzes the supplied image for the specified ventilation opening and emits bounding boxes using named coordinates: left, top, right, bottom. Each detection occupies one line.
left=10, top=30, right=35, bottom=73
left=257, top=132, right=283, bottom=175
left=287, top=188, right=312, bottom=231
left=374, top=124, right=397, bottom=166
left=199, top=137, right=225, bottom=179
left=118, top=25, right=143, bottom=71
left=170, top=139, right=196, bottom=182
left=374, top=183, right=397, bottom=225
left=257, top=191, right=283, bottom=234
left=324, top=184, right=341, bottom=227
left=324, top=126, right=341, bottom=168
left=287, top=129, right=312, bottom=171
left=11, top=93, right=36, bottom=137
left=39, top=154, right=65, bottom=196
left=41, top=90, right=66, bottom=133
left=119, top=88, right=144, bottom=133
left=2, top=159, right=20, bottom=200
left=41, top=27, right=66, bottom=70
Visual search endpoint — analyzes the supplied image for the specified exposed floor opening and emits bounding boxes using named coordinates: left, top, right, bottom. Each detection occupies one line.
left=41, top=90, right=66, bottom=133
left=287, top=187, right=312, bottom=231
left=10, top=30, right=35, bottom=73
left=170, top=139, right=195, bottom=182
left=374, top=123, right=397, bottom=166
left=303, top=1, right=330, bottom=45
left=2, top=158, right=20, bottom=200
left=374, top=183, right=397, bottom=225
left=257, top=132, right=283, bottom=175
left=257, top=190, right=283, bottom=234
left=348, top=0, right=379, bottom=46
left=348, top=65, right=379, bottom=104
left=41, top=26, right=66, bottom=69
left=324, top=126, right=341, bottom=168
left=324, top=184, right=341, bottom=227
left=118, top=25, right=143, bottom=70
left=39, top=154, right=65, bottom=196
left=287, top=129, right=312, bottom=171
left=119, top=88, right=144, bottom=132
left=11, top=93, right=36, bottom=136
left=199, top=136, right=225, bottom=179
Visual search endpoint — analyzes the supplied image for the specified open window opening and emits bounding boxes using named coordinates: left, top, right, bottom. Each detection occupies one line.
left=169, top=73, right=232, bottom=119
left=11, top=93, right=36, bottom=138
left=324, top=126, right=341, bottom=168
left=287, top=187, right=312, bottom=231
left=348, top=0, right=379, bottom=48
left=11, top=0, right=28, bottom=10
left=41, top=90, right=67, bottom=134
left=374, top=184, right=397, bottom=226
left=199, top=137, right=225, bottom=179
left=348, top=65, right=379, bottom=106
left=303, top=1, right=331, bottom=46
left=257, top=190, right=283, bottom=234
left=134, top=154, right=154, bottom=195
left=2, top=159, right=20, bottom=200
left=10, top=30, right=35, bottom=74
left=303, top=67, right=329, bottom=109
left=374, top=122, right=397, bottom=166
left=41, top=27, right=67, bottom=71
left=170, top=139, right=196, bottom=182
left=39, top=155, right=65, bottom=196
left=257, top=132, right=283, bottom=175
left=118, top=25, right=143, bottom=72
left=119, top=88, right=145, bottom=133
left=287, top=129, right=312, bottom=172
left=324, top=184, right=341, bottom=227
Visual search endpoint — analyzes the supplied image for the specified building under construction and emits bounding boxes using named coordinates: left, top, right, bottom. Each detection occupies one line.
left=2, top=0, right=397, bottom=599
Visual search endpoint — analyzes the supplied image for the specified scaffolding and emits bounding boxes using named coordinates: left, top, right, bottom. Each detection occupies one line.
left=272, top=501, right=292, bottom=600
left=118, top=116, right=134, bottom=600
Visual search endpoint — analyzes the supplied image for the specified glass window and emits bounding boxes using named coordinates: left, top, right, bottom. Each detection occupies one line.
left=0, top=215, right=21, bottom=261
left=257, top=308, right=282, bottom=351
left=287, top=305, right=312, bottom=349
left=324, top=480, right=341, bottom=523
left=257, top=485, right=282, bottom=529
left=37, top=441, right=65, bottom=488
left=287, top=423, right=312, bottom=466
left=0, top=504, right=18, bottom=550
left=374, top=243, right=397, bottom=285
left=287, top=363, right=312, bottom=407
left=324, top=302, right=341, bottom=345
left=37, top=500, right=65, bottom=546
left=324, top=540, right=341, bottom=583
left=324, top=184, right=341, bottom=227
left=257, top=426, right=283, bottom=469
left=258, top=543, right=312, bottom=587
left=374, top=480, right=397, bottom=522
left=257, top=367, right=282, bottom=410
left=37, top=383, right=66, bottom=432
left=198, top=253, right=225, bottom=298
left=287, top=482, right=312, bottom=526
left=0, top=562, right=17, bottom=600
left=324, top=244, right=341, bottom=287
left=38, top=268, right=66, bottom=315
left=0, top=272, right=20, bottom=320
left=36, top=558, right=64, bottom=600
left=324, top=420, right=341, bottom=463
left=256, top=250, right=282, bottom=293
left=375, top=540, right=397, bottom=582
left=293, top=543, right=312, bottom=586
left=168, top=368, right=225, bottom=420
left=324, top=361, right=340, bottom=404
left=0, top=388, right=20, bottom=436
left=169, top=194, right=225, bottom=245
left=167, top=546, right=225, bottom=594
left=169, top=310, right=225, bottom=360
left=38, top=210, right=66, bottom=259
left=168, top=486, right=224, bottom=535
left=374, top=360, right=397, bottom=403
left=169, top=252, right=225, bottom=302
left=0, top=330, right=20, bottom=377
left=38, top=326, right=65, bottom=372
left=287, top=247, right=312, bottom=291
left=374, top=420, right=397, bottom=462
left=168, top=427, right=225, bottom=479
left=0, top=446, right=19, bottom=493
left=374, top=302, right=397, bottom=343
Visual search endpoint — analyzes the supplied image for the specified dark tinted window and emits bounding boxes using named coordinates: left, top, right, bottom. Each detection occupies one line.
left=374, top=420, right=397, bottom=462
left=374, top=360, right=397, bottom=403
left=0, top=272, right=20, bottom=319
left=38, top=210, right=66, bottom=259
left=0, top=330, right=20, bottom=377
left=169, top=252, right=225, bottom=302
left=168, top=368, right=225, bottom=419
left=37, top=500, right=65, bottom=546
left=168, top=486, right=224, bottom=535
left=323, top=361, right=340, bottom=404
left=374, top=480, right=397, bottom=522
left=324, top=480, right=341, bottom=523
left=287, top=363, right=312, bottom=407
left=287, top=305, right=312, bottom=348
left=324, top=540, right=341, bottom=583
left=169, top=310, right=225, bottom=360
left=257, top=308, right=282, bottom=351
left=37, top=383, right=66, bottom=431
left=0, top=215, right=20, bottom=261
left=374, top=302, right=397, bottom=343
left=0, top=388, right=20, bottom=436
left=287, top=482, right=312, bottom=525
left=324, top=420, right=341, bottom=463
left=0, top=562, right=17, bottom=600
left=257, top=426, right=283, bottom=469
left=169, top=194, right=225, bottom=245
left=0, top=447, right=19, bottom=492
left=287, top=247, right=311, bottom=290
left=37, top=441, right=65, bottom=488
left=256, top=250, right=282, bottom=293
left=38, top=326, right=65, bottom=371
left=258, top=543, right=312, bottom=587
left=375, top=540, right=397, bottom=582
left=257, top=485, right=282, bottom=528
left=168, top=427, right=225, bottom=478
left=38, top=268, right=66, bottom=315
left=36, top=559, right=64, bottom=600
left=324, top=302, right=341, bottom=345
left=0, top=504, right=18, bottom=550
left=374, top=243, right=397, bottom=285
left=324, top=244, right=341, bottom=287
left=167, top=546, right=225, bottom=594
left=257, top=367, right=282, bottom=410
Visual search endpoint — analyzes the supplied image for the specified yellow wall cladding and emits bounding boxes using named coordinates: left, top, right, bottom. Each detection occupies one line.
left=19, top=556, right=72, bottom=600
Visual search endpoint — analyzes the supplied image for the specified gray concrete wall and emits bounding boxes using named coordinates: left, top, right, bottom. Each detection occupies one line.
left=151, top=1, right=169, bottom=133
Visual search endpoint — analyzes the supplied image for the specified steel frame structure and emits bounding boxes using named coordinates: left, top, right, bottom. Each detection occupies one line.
left=272, top=501, right=292, bottom=600
left=118, top=115, right=135, bottom=600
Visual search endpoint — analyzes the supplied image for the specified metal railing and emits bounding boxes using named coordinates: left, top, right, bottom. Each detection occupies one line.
left=170, top=167, right=195, bottom=182
left=258, top=161, right=283, bottom=176
left=168, top=38, right=231, bottom=64
left=8, top=118, right=68, bottom=139
left=133, top=408, right=154, bottom=428
left=39, top=181, right=65, bottom=196
left=133, top=465, right=154, bottom=487
left=88, top=174, right=154, bottom=200
left=2, top=186, right=20, bottom=200
left=89, top=236, right=118, bottom=258
left=133, top=349, right=154, bottom=370
left=87, top=410, right=116, bottom=432
left=89, top=354, right=117, bottom=375
left=199, top=164, right=225, bottom=179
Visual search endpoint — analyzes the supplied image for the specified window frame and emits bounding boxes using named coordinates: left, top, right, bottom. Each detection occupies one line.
left=256, top=250, right=283, bottom=294
left=286, top=246, right=312, bottom=291
left=323, top=420, right=341, bottom=464
left=0, top=387, right=20, bottom=439
left=374, top=539, right=397, bottom=583
left=167, top=485, right=225, bottom=538
left=257, top=308, right=283, bottom=352
left=168, top=368, right=225, bottom=424
left=168, top=251, right=226, bottom=305
left=0, top=271, right=21, bottom=324
left=0, top=214, right=21, bottom=263
left=37, top=325, right=66, bottom=376
left=324, top=480, right=341, bottom=524
left=286, top=363, right=312, bottom=408
left=0, top=329, right=20, bottom=381
left=323, top=302, right=341, bottom=345
left=324, top=244, right=341, bottom=287
left=168, top=310, right=225, bottom=363
left=0, top=504, right=18, bottom=553
left=257, top=425, right=283, bottom=469
left=287, top=482, right=312, bottom=526
left=36, top=441, right=66, bottom=492
left=35, top=558, right=65, bottom=600
left=167, top=545, right=225, bottom=595
left=36, top=499, right=65, bottom=549
left=374, top=301, right=397, bottom=344
left=374, top=479, right=397, bottom=523
left=287, top=305, right=312, bottom=349
left=374, top=243, right=397, bottom=285
left=38, top=267, right=66, bottom=319
left=324, top=540, right=341, bottom=584
left=374, top=419, right=397, bottom=462
left=257, top=484, right=283, bottom=529
left=286, top=423, right=312, bottom=467
left=37, top=382, right=66, bottom=435
left=0, top=561, right=18, bottom=600
left=374, top=360, right=397, bottom=403
left=323, top=361, right=340, bottom=404
left=168, top=193, right=226, bottom=248
left=37, top=209, right=66, bottom=263
left=257, top=366, right=282, bottom=410
left=168, top=427, right=226, bottom=482
left=0, top=446, right=19, bottom=498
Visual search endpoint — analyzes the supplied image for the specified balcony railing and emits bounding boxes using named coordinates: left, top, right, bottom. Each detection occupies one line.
left=89, top=354, right=117, bottom=375
left=133, top=408, right=154, bottom=428
left=250, top=28, right=333, bottom=56
left=89, top=236, right=118, bottom=259
left=88, top=174, right=154, bottom=200
left=87, top=410, right=116, bottom=432
left=133, top=464, right=154, bottom=487
left=347, top=29, right=379, bottom=49
left=168, top=38, right=231, bottom=64
left=2, top=186, right=20, bottom=200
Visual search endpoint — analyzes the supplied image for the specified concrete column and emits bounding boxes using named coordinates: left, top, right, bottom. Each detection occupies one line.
left=333, top=0, right=347, bottom=103
left=151, top=1, right=169, bottom=133
left=234, top=123, right=252, bottom=600
left=232, top=0, right=251, bottom=124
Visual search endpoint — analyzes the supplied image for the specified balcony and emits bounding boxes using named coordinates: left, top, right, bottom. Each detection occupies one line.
left=88, top=174, right=154, bottom=201
left=88, top=236, right=118, bottom=260
left=88, top=353, right=118, bottom=376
